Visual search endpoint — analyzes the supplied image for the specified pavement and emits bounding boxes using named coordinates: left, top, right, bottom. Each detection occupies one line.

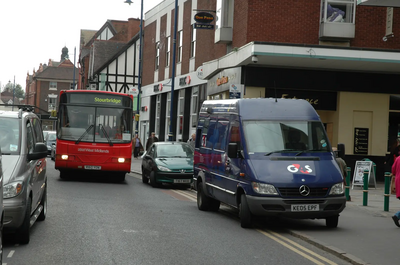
left=130, top=157, right=398, bottom=265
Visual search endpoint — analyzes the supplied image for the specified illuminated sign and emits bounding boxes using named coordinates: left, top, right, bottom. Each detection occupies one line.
left=194, top=12, right=214, bottom=23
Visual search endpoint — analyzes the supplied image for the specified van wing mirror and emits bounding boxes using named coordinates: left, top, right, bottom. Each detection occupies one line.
left=228, top=143, right=238, bottom=158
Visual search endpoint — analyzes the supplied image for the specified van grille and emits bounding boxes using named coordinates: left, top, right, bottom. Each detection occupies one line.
left=278, top=187, right=328, bottom=197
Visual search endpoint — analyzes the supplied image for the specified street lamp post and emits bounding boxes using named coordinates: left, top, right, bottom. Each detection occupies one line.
left=125, top=0, right=143, bottom=135
left=168, top=0, right=178, bottom=141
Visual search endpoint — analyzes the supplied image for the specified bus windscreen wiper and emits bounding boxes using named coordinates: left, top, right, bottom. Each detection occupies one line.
left=75, top=125, right=94, bottom=144
left=99, top=124, right=113, bottom=146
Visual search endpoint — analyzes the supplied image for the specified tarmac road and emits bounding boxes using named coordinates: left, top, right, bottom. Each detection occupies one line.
left=131, top=156, right=399, bottom=265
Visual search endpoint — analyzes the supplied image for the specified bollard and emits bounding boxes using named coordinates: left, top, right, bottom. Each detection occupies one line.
left=363, top=170, right=369, bottom=206
left=345, top=167, right=351, bottom=201
left=384, top=172, right=391, bottom=211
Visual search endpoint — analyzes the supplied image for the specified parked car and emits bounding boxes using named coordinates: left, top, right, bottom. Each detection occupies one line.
left=44, top=131, right=56, bottom=155
left=0, top=108, right=48, bottom=244
left=141, top=142, right=193, bottom=188
left=43, top=130, right=52, bottom=140
left=51, top=142, right=56, bottom=161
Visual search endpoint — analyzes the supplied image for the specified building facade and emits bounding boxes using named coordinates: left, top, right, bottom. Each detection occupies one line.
left=26, top=48, right=79, bottom=130
left=139, top=0, right=400, bottom=180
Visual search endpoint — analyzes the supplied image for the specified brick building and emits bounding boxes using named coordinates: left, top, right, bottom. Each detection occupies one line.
left=26, top=47, right=80, bottom=130
left=139, top=0, right=400, bottom=180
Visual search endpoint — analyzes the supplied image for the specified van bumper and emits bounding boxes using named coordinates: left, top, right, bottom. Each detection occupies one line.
left=3, top=202, right=26, bottom=230
left=246, top=195, right=346, bottom=219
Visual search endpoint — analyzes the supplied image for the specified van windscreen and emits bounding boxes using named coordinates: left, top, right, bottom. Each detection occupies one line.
left=242, top=121, right=330, bottom=154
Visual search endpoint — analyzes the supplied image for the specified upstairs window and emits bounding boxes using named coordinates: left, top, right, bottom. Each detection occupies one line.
left=49, top=81, right=57, bottom=90
left=166, top=37, right=171, bottom=67
left=321, top=0, right=355, bottom=24
left=178, top=31, right=183, bottom=63
left=190, top=25, right=196, bottom=58
left=155, top=42, right=160, bottom=70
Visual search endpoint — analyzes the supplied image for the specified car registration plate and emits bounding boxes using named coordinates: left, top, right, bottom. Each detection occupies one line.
left=173, top=179, right=191, bottom=184
left=84, top=165, right=101, bottom=170
left=291, top=204, right=319, bottom=212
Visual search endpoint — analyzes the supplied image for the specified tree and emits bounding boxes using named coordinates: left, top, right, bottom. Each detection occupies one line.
left=2, top=83, right=25, bottom=99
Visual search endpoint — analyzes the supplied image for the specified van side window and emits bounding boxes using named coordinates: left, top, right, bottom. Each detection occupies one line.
left=26, top=122, right=35, bottom=153
left=214, top=119, right=229, bottom=151
left=206, top=118, right=217, bottom=149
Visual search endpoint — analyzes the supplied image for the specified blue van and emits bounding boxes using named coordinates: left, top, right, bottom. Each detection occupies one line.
left=193, top=98, right=346, bottom=228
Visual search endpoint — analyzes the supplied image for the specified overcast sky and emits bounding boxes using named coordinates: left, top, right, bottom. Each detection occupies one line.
left=0, top=0, right=161, bottom=91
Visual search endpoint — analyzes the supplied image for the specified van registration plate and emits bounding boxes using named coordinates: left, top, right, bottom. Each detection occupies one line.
left=173, top=179, right=191, bottom=184
left=84, top=165, right=101, bottom=170
left=291, top=204, right=319, bottom=212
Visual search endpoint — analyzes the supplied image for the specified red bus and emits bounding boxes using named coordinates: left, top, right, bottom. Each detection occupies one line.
left=55, top=90, right=134, bottom=181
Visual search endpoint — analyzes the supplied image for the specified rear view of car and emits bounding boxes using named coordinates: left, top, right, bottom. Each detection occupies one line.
left=141, top=142, right=193, bottom=188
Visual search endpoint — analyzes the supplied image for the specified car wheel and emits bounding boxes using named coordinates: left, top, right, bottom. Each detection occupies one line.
left=149, top=171, right=158, bottom=188
left=239, top=194, right=253, bottom=228
left=197, top=183, right=211, bottom=211
left=142, top=168, right=148, bottom=184
left=37, top=184, right=47, bottom=221
left=326, top=215, right=339, bottom=228
left=17, top=197, right=32, bottom=244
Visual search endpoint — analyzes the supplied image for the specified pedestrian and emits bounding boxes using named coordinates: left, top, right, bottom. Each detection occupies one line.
left=133, top=134, right=142, bottom=159
left=187, top=133, right=195, bottom=149
left=391, top=155, right=400, bottom=227
left=145, top=132, right=159, bottom=151
left=385, top=138, right=400, bottom=194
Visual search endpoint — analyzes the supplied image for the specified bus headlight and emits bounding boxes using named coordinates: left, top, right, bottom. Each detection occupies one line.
left=329, top=182, right=344, bottom=195
left=61, top=155, right=68, bottom=160
left=118, top=158, right=125, bottom=163
left=252, top=182, right=278, bottom=195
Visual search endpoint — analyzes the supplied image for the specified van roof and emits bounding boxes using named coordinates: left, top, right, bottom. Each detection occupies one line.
left=200, top=98, right=320, bottom=121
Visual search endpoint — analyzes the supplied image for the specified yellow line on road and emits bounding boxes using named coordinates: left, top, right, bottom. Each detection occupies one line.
left=256, top=229, right=338, bottom=265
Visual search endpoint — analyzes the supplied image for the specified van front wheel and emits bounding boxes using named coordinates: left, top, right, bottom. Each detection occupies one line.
left=326, top=215, right=339, bottom=228
left=239, top=194, right=253, bottom=228
left=197, top=184, right=211, bottom=211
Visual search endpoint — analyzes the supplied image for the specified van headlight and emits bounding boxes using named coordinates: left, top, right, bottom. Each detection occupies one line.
left=329, top=182, right=344, bottom=195
left=252, top=182, right=278, bottom=195
left=4, top=181, right=24, bottom=199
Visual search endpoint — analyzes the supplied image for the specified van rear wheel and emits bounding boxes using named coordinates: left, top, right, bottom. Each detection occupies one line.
left=326, top=215, right=339, bottom=228
left=239, top=194, right=253, bottom=228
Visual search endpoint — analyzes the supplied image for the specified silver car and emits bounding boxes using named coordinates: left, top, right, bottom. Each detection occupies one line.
left=0, top=108, right=47, bottom=244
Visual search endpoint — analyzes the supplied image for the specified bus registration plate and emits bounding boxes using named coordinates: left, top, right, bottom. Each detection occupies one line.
left=84, top=165, right=101, bottom=170
left=173, top=179, right=191, bottom=184
left=291, top=204, right=319, bottom=212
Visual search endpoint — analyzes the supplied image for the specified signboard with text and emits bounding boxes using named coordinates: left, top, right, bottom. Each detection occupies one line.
left=354, top=128, right=369, bottom=154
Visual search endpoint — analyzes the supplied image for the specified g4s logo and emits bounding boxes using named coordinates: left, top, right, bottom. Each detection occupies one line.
left=287, top=164, right=313, bottom=174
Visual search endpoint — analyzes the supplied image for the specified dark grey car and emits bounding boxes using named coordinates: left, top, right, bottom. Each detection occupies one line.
left=0, top=108, right=48, bottom=244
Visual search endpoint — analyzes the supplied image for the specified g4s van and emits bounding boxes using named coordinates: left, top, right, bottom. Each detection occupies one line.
left=194, top=98, right=346, bottom=228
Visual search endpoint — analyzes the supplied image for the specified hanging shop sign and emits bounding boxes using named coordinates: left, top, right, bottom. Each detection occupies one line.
left=194, top=12, right=214, bottom=30
left=194, top=12, right=214, bottom=23
left=194, top=23, right=214, bottom=30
